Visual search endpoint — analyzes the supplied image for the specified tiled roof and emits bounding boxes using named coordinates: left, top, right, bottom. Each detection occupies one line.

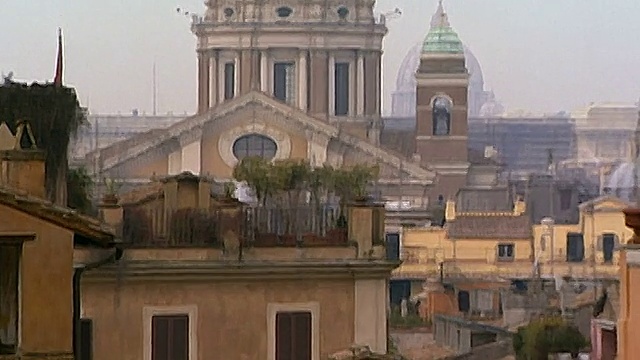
left=447, top=214, right=532, bottom=239
left=0, top=185, right=114, bottom=244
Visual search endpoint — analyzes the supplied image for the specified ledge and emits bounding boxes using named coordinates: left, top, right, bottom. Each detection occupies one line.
left=83, top=259, right=401, bottom=281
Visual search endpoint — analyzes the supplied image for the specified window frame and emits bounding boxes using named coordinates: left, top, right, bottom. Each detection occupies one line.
left=334, top=61, right=350, bottom=116
left=143, top=305, right=197, bottom=360
left=0, top=243, right=22, bottom=354
left=232, top=133, right=278, bottom=161
left=496, top=243, right=515, bottom=262
left=267, top=302, right=320, bottom=360
left=272, top=61, right=297, bottom=105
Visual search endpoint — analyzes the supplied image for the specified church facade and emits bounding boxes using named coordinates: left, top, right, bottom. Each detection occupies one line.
left=86, top=0, right=501, bottom=209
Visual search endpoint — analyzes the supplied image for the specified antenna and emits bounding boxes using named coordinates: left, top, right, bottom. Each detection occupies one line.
left=153, top=61, right=157, bottom=116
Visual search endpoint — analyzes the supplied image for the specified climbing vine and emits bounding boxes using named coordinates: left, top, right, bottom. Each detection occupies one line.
left=0, top=81, right=86, bottom=203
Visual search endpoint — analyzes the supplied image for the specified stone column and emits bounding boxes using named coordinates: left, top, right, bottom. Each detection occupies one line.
left=217, top=199, right=245, bottom=259
left=374, top=51, right=381, bottom=115
left=197, top=51, right=210, bottom=114
left=209, top=50, right=219, bottom=108
left=234, top=51, right=241, bottom=97
left=328, top=53, right=336, bottom=117
left=356, top=51, right=365, bottom=117
left=260, top=50, right=269, bottom=93
left=298, top=50, right=308, bottom=112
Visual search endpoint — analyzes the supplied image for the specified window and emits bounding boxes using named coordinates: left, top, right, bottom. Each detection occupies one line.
left=566, top=232, right=585, bottom=263
left=559, top=189, right=572, bottom=211
left=601, top=233, right=617, bottom=264
left=0, top=244, right=20, bottom=354
left=79, top=318, right=93, bottom=360
left=224, top=62, right=235, bottom=100
left=223, top=7, right=234, bottom=18
left=232, top=134, right=277, bottom=160
left=273, top=62, right=296, bottom=105
left=152, top=315, right=189, bottom=360
left=497, top=243, right=514, bottom=261
left=385, top=233, right=400, bottom=260
left=432, top=96, right=452, bottom=136
left=275, top=312, right=312, bottom=360
left=334, top=62, right=350, bottom=116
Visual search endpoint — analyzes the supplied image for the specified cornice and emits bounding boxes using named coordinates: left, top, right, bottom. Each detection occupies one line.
left=83, top=260, right=401, bottom=281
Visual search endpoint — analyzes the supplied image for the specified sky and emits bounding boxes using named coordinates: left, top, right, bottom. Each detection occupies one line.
left=1, top=0, right=639, bottom=115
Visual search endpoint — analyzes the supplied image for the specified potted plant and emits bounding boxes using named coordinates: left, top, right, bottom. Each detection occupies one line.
left=102, top=178, right=121, bottom=205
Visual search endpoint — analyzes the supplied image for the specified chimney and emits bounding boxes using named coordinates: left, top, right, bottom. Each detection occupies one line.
left=0, top=121, right=46, bottom=198
left=347, top=199, right=386, bottom=258
left=513, top=195, right=526, bottom=216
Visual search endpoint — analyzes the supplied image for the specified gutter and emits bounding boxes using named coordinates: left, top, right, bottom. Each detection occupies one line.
left=73, top=245, right=123, bottom=359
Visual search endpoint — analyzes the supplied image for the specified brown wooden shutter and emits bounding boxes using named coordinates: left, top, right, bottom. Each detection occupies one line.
left=275, top=312, right=311, bottom=360
left=79, top=318, right=93, bottom=360
left=152, top=315, right=189, bottom=360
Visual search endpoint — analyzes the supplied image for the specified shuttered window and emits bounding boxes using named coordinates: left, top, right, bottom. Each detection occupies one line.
left=275, top=311, right=312, bottom=360
left=152, top=315, right=189, bottom=360
left=79, top=318, right=93, bottom=360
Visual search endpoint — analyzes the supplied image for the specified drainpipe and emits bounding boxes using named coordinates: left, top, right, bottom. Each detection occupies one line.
left=73, top=245, right=123, bottom=358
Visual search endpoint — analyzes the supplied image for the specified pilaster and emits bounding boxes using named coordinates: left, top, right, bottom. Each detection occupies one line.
left=356, top=51, right=365, bottom=116
left=298, top=50, right=308, bottom=112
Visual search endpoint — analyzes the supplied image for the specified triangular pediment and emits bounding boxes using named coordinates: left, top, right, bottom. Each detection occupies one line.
left=93, top=91, right=436, bottom=182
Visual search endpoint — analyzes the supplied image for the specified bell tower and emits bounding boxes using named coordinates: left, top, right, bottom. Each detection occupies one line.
left=415, top=1, right=470, bottom=200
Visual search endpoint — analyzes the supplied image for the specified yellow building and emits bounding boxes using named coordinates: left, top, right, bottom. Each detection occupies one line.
left=394, top=198, right=532, bottom=282
left=81, top=172, right=397, bottom=360
left=0, top=122, right=116, bottom=359
left=531, top=195, right=632, bottom=279
left=394, top=195, right=633, bottom=288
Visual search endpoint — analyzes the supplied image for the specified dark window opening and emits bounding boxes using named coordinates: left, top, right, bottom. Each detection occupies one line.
left=273, top=62, right=296, bottom=104
left=232, top=134, right=277, bottom=161
left=559, top=189, right=572, bottom=210
left=334, top=62, right=350, bottom=116
left=0, top=244, right=20, bottom=355
left=566, top=232, right=585, bottom=263
left=224, top=62, right=235, bottom=100
left=152, top=314, right=189, bottom=360
left=223, top=8, right=234, bottom=18
left=276, top=7, right=293, bottom=18
left=385, top=233, right=400, bottom=260
left=276, top=311, right=312, bottom=360
left=458, top=291, right=470, bottom=312
left=432, top=97, right=452, bottom=136
left=337, top=6, right=349, bottom=19
left=497, top=243, right=515, bottom=261
left=602, top=233, right=616, bottom=263
left=79, top=318, right=93, bottom=360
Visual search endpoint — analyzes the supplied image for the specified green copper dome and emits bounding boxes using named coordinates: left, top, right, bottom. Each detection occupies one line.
left=422, top=1, right=464, bottom=54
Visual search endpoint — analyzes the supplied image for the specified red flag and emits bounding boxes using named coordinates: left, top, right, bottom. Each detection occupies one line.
left=53, top=28, right=63, bottom=86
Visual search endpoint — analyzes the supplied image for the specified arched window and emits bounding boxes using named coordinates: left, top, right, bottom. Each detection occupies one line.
left=232, top=134, right=277, bottom=161
left=432, top=96, right=452, bottom=136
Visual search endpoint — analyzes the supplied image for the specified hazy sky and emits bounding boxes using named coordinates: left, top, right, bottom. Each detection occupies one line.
left=2, top=0, right=639, bottom=115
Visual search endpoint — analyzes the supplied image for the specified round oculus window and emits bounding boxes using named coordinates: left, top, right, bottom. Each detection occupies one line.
left=232, top=134, right=278, bottom=161
left=276, top=6, right=293, bottom=18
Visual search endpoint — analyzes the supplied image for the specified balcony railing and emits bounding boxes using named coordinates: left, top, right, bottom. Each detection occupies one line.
left=244, top=206, right=348, bottom=247
left=122, top=207, right=221, bottom=248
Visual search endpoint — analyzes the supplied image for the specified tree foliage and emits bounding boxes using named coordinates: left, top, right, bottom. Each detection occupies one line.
left=232, top=157, right=379, bottom=207
left=0, top=82, right=86, bottom=203
left=513, top=316, right=589, bottom=360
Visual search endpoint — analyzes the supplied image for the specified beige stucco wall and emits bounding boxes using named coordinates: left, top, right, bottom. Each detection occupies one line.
left=0, top=205, right=75, bottom=354
left=82, top=277, right=358, bottom=360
